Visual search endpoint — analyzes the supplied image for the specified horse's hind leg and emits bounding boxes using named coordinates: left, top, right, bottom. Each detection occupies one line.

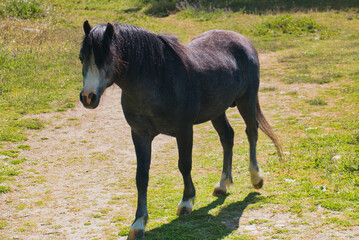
left=176, top=125, right=196, bottom=215
left=237, top=97, right=263, bottom=189
left=212, top=113, right=234, bottom=196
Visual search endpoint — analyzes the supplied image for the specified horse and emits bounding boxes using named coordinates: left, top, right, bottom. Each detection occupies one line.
left=79, top=20, right=282, bottom=239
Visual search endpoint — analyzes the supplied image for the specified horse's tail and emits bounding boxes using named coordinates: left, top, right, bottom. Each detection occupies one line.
left=256, top=97, right=283, bottom=159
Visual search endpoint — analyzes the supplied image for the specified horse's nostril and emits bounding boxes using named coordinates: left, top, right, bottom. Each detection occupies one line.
left=79, top=93, right=83, bottom=102
left=89, top=92, right=97, bottom=103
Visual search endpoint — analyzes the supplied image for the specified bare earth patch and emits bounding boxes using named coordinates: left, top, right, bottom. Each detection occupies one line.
left=1, top=54, right=357, bottom=239
left=0, top=87, right=172, bottom=239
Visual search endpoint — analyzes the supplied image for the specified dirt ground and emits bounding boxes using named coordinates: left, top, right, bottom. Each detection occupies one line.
left=1, top=54, right=357, bottom=240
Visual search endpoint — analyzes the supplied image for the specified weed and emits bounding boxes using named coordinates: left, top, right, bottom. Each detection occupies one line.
left=260, top=86, right=276, bottom=92
left=10, top=158, right=27, bottom=165
left=175, top=1, right=233, bottom=21
left=283, top=75, right=331, bottom=84
left=0, top=185, right=11, bottom=193
left=17, top=144, right=30, bottom=150
left=248, top=219, right=269, bottom=225
left=145, top=0, right=177, bottom=17
left=0, top=150, right=20, bottom=158
left=253, top=14, right=336, bottom=39
left=0, top=127, right=28, bottom=143
left=12, top=119, right=45, bottom=130
left=318, top=200, right=348, bottom=211
left=325, top=217, right=352, bottom=227
left=0, top=0, right=45, bottom=19
left=0, top=220, right=7, bottom=229
left=307, top=98, right=327, bottom=106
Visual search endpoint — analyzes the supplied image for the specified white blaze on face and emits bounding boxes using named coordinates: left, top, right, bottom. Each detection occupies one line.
left=83, top=55, right=101, bottom=94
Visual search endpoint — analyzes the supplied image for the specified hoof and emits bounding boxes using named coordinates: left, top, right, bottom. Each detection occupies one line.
left=176, top=198, right=194, bottom=216
left=176, top=206, right=192, bottom=216
left=253, top=178, right=264, bottom=189
left=213, top=173, right=233, bottom=197
left=128, top=229, right=144, bottom=239
left=212, top=187, right=227, bottom=197
left=128, top=216, right=147, bottom=239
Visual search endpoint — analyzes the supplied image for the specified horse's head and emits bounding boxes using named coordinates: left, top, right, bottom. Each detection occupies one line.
left=79, top=21, right=116, bottom=109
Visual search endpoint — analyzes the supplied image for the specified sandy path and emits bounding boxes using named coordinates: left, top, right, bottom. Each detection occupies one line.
left=0, top=87, right=172, bottom=239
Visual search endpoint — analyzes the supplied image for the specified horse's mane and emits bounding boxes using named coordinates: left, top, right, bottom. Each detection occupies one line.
left=113, top=24, right=189, bottom=78
left=81, top=23, right=189, bottom=80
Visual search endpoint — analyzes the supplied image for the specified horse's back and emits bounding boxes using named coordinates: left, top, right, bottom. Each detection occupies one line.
left=187, top=30, right=258, bottom=64
left=185, top=30, right=259, bottom=124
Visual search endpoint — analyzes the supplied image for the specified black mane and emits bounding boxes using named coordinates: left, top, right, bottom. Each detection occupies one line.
left=115, top=24, right=189, bottom=79
left=81, top=23, right=188, bottom=79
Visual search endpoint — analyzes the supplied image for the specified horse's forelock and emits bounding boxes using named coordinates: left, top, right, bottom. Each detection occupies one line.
left=81, top=24, right=113, bottom=69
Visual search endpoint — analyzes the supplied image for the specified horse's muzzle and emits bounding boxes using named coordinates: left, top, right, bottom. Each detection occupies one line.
left=80, top=90, right=99, bottom=109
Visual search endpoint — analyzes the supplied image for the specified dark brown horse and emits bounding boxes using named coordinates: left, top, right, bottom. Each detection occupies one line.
left=79, top=21, right=281, bottom=239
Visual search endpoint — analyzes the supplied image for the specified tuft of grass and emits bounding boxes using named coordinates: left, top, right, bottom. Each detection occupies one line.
left=9, top=158, right=27, bottom=165
left=325, top=217, right=352, bottom=228
left=145, top=0, right=177, bottom=17
left=318, top=200, right=348, bottom=211
left=307, top=98, right=327, bottom=106
left=248, top=219, right=269, bottom=225
left=12, top=119, right=45, bottom=130
left=252, top=14, right=336, bottom=39
left=0, top=185, right=11, bottom=193
left=0, top=150, right=20, bottom=158
left=175, top=1, right=234, bottom=22
left=0, top=127, right=28, bottom=143
left=260, top=86, right=276, bottom=92
left=0, top=220, right=7, bottom=229
left=17, top=145, right=30, bottom=150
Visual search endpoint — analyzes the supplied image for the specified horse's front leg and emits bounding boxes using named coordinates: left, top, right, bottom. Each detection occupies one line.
left=176, top=125, right=196, bottom=216
left=128, top=130, right=153, bottom=239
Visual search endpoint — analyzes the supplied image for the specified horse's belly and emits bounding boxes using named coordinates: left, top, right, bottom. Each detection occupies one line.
left=194, top=85, right=237, bottom=124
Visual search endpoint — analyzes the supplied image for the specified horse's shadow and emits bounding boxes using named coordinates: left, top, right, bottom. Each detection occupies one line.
left=145, top=192, right=261, bottom=240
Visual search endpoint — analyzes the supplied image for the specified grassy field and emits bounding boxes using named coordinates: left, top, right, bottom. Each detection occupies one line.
left=0, top=0, right=358, bottom=239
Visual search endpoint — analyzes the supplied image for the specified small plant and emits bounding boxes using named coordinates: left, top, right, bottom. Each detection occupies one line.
left=253, top=14, right=335, bottom=38
left=10, top=158, right=27, bottom=165
left=0, top=220, right=7, bottom=229
left=17, top=145, right=30, bottom=150
left=307, top=98, right=327, bottom=106
left=0, top=149, right=20, bottom=158
left=145, top=0, right=177, bottom=16
left=0, top=185, right=11, bottom=193
left=260, top=86, right=276, bottom=92
left=0, top=0, right=45, bottom=19
left=13, top=119, right=44, bottom=130
left=248, top=219, right=269, bottom=225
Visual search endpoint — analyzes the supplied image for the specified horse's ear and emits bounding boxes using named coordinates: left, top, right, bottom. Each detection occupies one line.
left=105, top=23, right=114, bottom=39
left=83, top=20, right=92, bottom=35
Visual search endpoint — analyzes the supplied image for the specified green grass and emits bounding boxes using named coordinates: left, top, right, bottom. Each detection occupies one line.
left=306, top=98, right=327, bottom=106
left=0, top=0, right=46, bottom=19
left=144, top=0, right=359, bottom=16
left=0, top=0, right=358, bottom=238
left=252, top=14, right=335, bottom=37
